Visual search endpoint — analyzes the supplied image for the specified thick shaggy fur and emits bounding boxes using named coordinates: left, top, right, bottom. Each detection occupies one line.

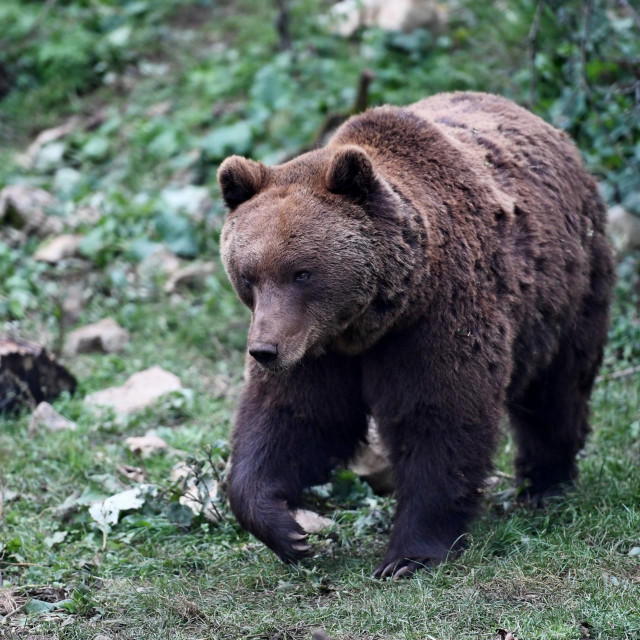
left=218, top=92, right=615, bottom=578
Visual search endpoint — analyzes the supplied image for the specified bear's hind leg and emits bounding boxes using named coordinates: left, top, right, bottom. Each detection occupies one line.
left=509, top=298, right=610, bottom=504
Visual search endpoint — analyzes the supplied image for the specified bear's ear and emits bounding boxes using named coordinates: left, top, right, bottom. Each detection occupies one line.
left=218, top=156, right=268, bottom=210
left=325, top=145, right=376, bottom=201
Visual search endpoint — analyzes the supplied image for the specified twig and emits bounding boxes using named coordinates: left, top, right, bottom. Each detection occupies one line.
left=527, top=0, right=544, bottom=108
left=579, top=0, right=594, bottom=95
left=353, top=68, right=375, bottom=114
left=274, top=0, right=292, bottom=52
left=282, top=69, right=376, bottom=161
left=596, top=364, right=640, bottom=383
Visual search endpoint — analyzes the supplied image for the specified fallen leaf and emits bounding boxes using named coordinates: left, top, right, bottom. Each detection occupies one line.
left=293, top=509, right=335, bottom=533
left=117, top=464, right=145, bottom=483
left=88, top=484, right=157, bottom=527
left=44, top=531, right=68, bottom=548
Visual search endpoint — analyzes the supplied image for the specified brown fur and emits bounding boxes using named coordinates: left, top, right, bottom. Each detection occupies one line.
left=218, top=92, right=615, bottom=578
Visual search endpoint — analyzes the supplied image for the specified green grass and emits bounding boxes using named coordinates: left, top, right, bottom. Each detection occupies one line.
left=1, top=0, right=639, bottom=638
left=0, top=292, right=639, bottom=639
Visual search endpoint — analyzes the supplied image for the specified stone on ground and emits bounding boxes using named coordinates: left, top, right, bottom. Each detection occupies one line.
left=28, top=402, right=76, bottom=435
left=65, top=318, right=130, bottom=356
left=84, top=366, right=182, bottom=415
left=33, top=234, right=83, bottom=263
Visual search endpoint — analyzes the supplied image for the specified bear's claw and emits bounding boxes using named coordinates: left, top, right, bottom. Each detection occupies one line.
left=373, top=556, right=434, bottom=580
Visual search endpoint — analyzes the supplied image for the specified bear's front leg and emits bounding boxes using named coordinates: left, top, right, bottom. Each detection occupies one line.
left=363, top=320, right=506, bottom=579
left=228, top=353, right=367, bottom=563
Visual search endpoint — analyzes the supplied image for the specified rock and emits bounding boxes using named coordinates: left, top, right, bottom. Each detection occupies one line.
left=330, top=0, right=449, bottom=36
left=312, top=631, right=333, bottom=640
left=138, top=248, right=182, bottom=280
left=608, top=205, right=640, bottom=254
left=33, top=234, right=83, bottom=263
left=61, top=285, right=87, bottom=326
left=293, top=509, right=335, bottom=533
left=164, top=262, right=217, bottom=293
left=0, top=185, right=62, bottom=237
left=350, top=418, right=394, bottom=494
left=125, top=431, right=169, bottom=457
left=0, top=338, right=77, bottom=413
left=28, top=402, right=76, bottom=435
left=85, top=366, right=182, bottom=415
left=65, top=318, right=130, bottom=356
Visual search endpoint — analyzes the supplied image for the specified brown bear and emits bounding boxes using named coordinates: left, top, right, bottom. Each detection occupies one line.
left=217, top=91, right=615, bottom=579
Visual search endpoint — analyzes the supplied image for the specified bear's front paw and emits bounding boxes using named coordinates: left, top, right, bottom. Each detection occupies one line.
left=269, top=516, right=314, bottom=564
left=235, top=495, right=313, bottom=563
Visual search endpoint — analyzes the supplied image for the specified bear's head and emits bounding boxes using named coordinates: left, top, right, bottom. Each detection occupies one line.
left=218, top=145, right=400, bottom=371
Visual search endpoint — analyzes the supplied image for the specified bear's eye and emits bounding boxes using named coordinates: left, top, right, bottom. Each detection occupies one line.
left=241, top=274, right=252, bottom=287
left=294, top=271, right=311, bottom=282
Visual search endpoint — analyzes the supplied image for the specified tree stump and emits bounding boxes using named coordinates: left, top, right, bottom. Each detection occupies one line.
left=0, top=338, right=76, bottom=413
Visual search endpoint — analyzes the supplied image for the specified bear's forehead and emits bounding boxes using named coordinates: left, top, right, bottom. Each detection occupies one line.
left=232, top=189, right=336, bottom=266
left=236, top=189, right=333, bottom=241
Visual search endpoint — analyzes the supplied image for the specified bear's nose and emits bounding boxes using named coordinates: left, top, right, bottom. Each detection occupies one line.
left=249, top=343, right=278, bottom=365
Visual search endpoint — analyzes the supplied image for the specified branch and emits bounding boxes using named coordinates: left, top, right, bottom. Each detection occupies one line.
left=527, top=0, right=544, bottom=108
left=596, top=364, right=640, bottom=384
left=579, top=0, right=594, bottom=96
left=274, top=0, right=292, bottom=52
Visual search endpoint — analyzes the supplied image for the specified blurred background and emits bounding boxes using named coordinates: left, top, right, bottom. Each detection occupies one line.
left=0, top=2, right=639, bottom=637
left=0, top=0, right=639, bottom=354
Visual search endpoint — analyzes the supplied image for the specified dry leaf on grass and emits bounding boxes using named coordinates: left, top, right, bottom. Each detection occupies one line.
left=117, top=464, right=145, bottom=483
left=88, top=484, right=157, bottom=527
left=292, top=509, right=335, bottom=533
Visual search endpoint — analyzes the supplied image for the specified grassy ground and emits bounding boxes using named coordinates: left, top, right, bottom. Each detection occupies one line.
left=1, top=1, right=640, bottom=638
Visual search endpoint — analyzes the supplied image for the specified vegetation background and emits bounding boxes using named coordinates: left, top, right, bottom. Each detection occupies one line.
left=0, top=0, right=639, bottom=638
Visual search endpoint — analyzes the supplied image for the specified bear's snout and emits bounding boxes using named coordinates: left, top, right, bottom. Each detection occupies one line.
left=248, top=342, right=278, bottom=367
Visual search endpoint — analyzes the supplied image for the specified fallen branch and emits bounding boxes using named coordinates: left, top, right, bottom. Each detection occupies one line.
left=596, top=364, right=640, bottom=383
left=527, top=0, right=545, bottom=108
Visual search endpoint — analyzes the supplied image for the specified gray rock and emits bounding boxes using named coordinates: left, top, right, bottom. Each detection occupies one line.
left=164, top=261, right=216, bottom=293
left=28, top=402, right=76, bottom=435
left=65, top=318, right=130, bottom=356
left=33, top=234, right=83, bottom=263
left=608, top=205, right=640, bottom=254
left=0, top=185, right=62, bottom=237
left=85, top=366, right=182, bottom=415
